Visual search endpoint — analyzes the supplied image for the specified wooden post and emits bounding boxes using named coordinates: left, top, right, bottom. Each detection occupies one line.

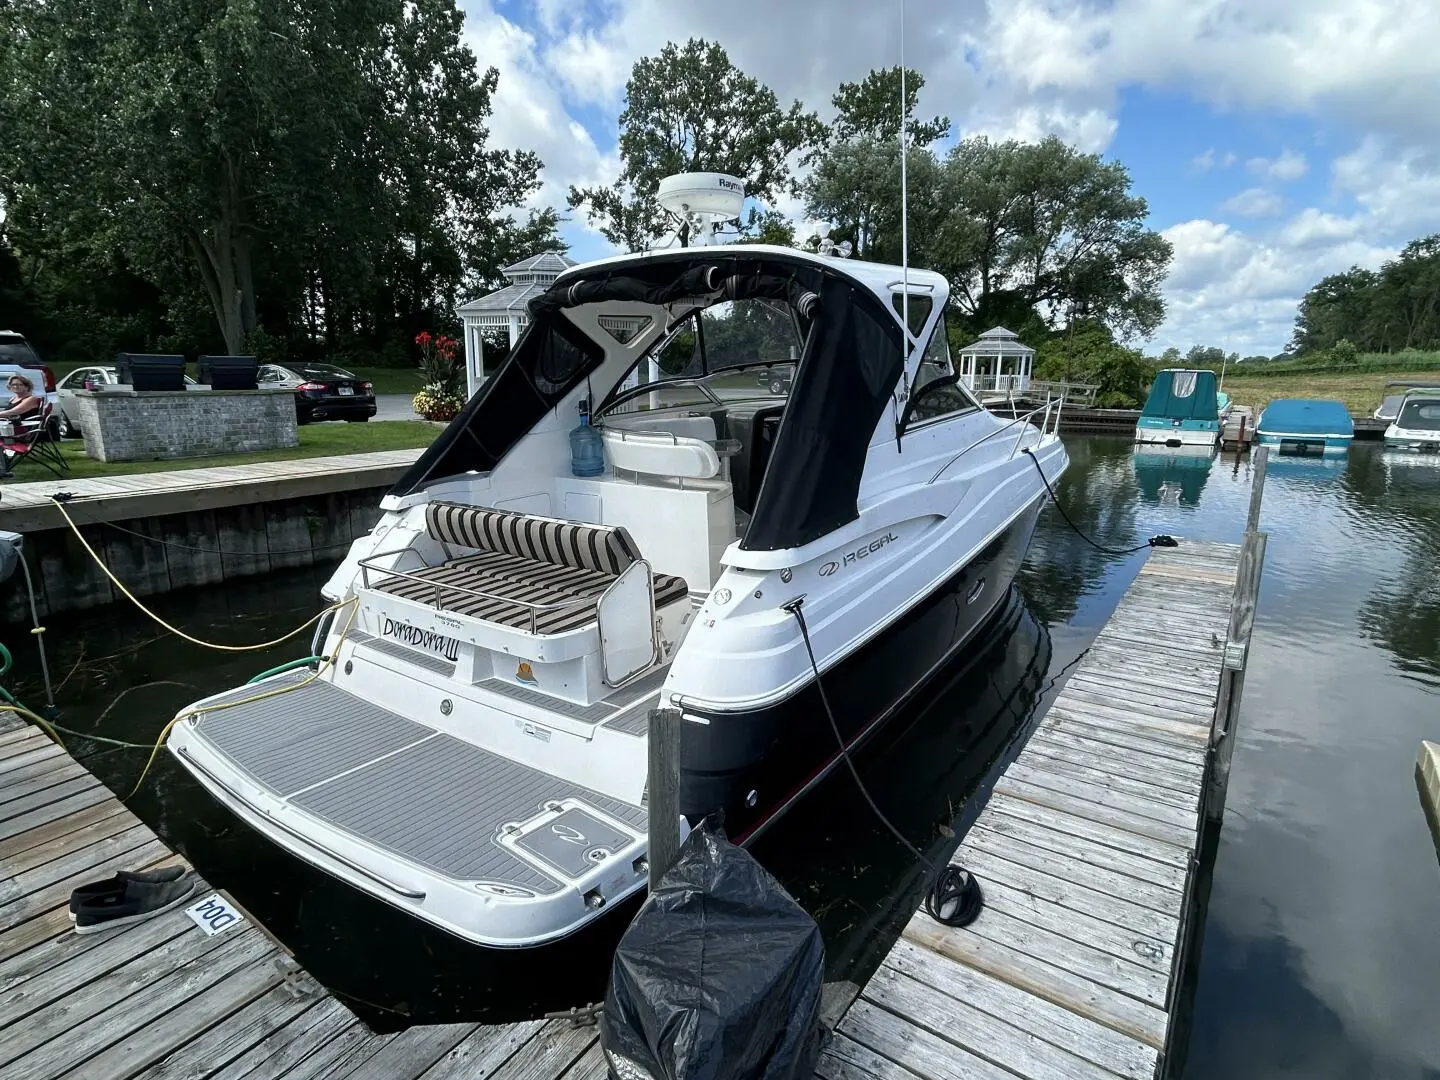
left=647, top=707, right=682, bottom=891
left=1246, top=445, right=1268, bottom=533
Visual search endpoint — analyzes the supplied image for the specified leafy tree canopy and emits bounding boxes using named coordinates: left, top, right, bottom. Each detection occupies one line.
left=804, top=133, right=1172, bottom=341
left=0, top=0, right=548, bottom=362
left=830, top=67, right=950, bottom=148
left=1291, top=235, right=1440, bottom=354
left=569, top=39, right=824, bottom=250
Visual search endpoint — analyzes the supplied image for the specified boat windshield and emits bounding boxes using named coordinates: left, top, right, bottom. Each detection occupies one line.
left=1397, top=399, right=1440, bottom=431
left=597, top=299, right=803, bottom=418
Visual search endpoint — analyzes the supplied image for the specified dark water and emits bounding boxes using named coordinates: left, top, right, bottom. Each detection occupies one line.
left=8, top=437, right=1440, bottom=1073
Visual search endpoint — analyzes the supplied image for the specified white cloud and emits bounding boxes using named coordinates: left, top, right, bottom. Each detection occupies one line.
left=1220, top=187, right=1285, bottom=218
left=451, top=0, right=1440, bottom=351
left=1194, top=148, right=1237, bottom=171
left=1247, top=150, right=1309, bottom=182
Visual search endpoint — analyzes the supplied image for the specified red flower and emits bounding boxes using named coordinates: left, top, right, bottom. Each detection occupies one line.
left=416, top=331, right=432, bottom=346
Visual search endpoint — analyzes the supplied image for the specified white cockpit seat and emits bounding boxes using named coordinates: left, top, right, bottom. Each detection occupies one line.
left=601, top=427, right=721, bottom=479
left=372, top=504, right=689, bottom=635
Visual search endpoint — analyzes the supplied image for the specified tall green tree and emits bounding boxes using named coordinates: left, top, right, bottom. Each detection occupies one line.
left=569, top=39, right=824, bottom=250
left=0, top=0, right=543, bottom=357
left=829, top=67, right=950, bottom=148
left=804, top=132, right=1172, bottom=340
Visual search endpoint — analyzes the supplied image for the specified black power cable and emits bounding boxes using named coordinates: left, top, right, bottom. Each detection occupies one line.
left=782, top=598, right=982, bottom=928
left=1021, top=447, right=1177, bottom=556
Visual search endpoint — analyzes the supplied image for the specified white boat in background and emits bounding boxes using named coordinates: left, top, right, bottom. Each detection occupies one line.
left=1383, top=388, right=1440, bottom=454
left=166, top=179, right=1067, bottom=950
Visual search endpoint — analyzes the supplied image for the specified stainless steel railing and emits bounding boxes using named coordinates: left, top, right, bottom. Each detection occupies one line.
left=928, top=395, right=1065, bottom=484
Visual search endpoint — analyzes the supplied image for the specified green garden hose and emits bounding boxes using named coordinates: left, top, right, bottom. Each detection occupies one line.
left=247, top=656, right=322, bottom=683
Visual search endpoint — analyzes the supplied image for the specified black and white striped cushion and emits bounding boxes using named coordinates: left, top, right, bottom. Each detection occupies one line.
left=426, top=503, right=639, bottom=576
left=373, top=560, right=689, bottom=635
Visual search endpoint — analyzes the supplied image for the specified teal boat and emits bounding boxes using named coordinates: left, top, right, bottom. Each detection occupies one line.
left=1256, top=399, right=1354, bottom=455
left=1135, top=369, right=1222, bottom=447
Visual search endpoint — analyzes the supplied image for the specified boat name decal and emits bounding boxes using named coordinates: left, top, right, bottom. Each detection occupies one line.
left=379, top=617, right=461, bottom=661
left=819, top=532, right=901, bottom=576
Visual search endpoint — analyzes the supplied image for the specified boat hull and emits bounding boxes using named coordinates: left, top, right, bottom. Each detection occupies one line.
left=1134, top=420, right=1220, bottom=447
left=1256, top=433, right=1353, bottom=455
left=676, top=497, right=1042, bottom=842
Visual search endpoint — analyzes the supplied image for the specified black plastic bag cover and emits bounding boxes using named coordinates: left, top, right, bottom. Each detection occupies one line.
left=602, top=819, right=825, bottom=1080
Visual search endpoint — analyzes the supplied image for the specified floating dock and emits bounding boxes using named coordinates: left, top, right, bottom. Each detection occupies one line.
left=0, top=709, right=608, bottom=1080
left=819, top=535, right=1263, bottom=1080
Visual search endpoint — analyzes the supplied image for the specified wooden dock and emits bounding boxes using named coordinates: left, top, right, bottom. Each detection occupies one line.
left=0, top=709, right=609, bottom=1080
left=0, top=448, right=423, bottom=533
left=818, top=533, right=1264, bottom=1080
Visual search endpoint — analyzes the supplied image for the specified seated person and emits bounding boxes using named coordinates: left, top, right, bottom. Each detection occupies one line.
left=0, top=373, right=44, bottom=476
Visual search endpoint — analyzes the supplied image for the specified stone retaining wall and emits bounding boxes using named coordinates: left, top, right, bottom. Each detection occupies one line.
left=71, top=388, right=298, bottom=462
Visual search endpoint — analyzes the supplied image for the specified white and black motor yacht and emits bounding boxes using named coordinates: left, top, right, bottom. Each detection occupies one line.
left=167, top=242, right=1069, bottom=948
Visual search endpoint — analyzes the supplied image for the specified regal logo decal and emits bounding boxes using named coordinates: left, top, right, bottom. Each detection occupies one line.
left=820, top=532, right=900, bottom=577
left=380, top=617, right=460, bottom=662
left=515, top=662, right=538, bottom=685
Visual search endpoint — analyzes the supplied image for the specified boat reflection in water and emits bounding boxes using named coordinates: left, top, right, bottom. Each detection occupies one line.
left=751, top=584, right=1052, bottom=985
left=1263, top=451, right=1349, bottom=486
left=1132, top=444, right=1217, bottom=507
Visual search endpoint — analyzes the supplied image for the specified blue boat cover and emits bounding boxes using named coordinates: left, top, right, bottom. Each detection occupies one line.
left=1141, top=370, right=1220, bottom=422
left=1256, top=398, right=1354, bottom=438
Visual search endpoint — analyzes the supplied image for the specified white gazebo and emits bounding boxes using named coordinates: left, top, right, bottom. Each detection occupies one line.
left=957, top=326, right=1035, bottom=399
left=456, top=251, right=576, bottom=398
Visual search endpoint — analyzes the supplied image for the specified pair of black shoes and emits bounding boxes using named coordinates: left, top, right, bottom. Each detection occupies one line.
left=69, top=866, right=197, bottom=935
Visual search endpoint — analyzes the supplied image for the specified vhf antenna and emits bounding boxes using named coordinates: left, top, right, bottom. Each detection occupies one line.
left=899, top=0, right=910, bottom=357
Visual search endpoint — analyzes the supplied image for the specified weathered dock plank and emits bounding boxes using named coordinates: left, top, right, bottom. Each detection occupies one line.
left=827, top=538, right=1254, bottom=1079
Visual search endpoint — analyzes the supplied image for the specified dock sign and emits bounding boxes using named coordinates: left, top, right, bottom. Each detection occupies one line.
left=185, top=893, right=246, bottom=936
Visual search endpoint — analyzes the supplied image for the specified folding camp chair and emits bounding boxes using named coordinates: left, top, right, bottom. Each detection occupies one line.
left=1, top=402, right=69, bottom=479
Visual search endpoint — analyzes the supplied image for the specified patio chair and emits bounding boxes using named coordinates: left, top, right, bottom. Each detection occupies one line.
left=1, top=402, right=69, bottom=480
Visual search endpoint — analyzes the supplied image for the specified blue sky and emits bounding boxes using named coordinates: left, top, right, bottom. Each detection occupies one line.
left=463, top=0, right=1440, bottom=356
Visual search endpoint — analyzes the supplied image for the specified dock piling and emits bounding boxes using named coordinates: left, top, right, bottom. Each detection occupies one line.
left=646, top=707, right=683, bottom=891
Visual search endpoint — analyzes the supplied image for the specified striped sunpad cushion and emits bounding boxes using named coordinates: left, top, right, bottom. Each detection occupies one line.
left=426, top=503, right=640, bottom=576
left=373, top=560, right=690, bottom=636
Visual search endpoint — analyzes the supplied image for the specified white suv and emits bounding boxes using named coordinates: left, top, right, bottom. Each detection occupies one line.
left=0, top=330, right=59, bottom=438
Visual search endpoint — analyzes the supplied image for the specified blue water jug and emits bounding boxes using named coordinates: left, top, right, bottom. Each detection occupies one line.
left=570, top=398, right=605, bottom=477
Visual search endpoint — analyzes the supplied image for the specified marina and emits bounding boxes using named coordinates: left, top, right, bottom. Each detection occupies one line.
left=2, top=437, right=1439, bottom=1077
left=1, top=525, right=1254, bottom=1080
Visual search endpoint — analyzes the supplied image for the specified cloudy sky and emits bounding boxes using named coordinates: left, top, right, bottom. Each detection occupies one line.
left=463, top=0, right=1440, bottom=356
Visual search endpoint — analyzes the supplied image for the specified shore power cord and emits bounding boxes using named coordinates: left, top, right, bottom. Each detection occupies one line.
left=783, top=597, right=983, bottom=928
left=1, top=495, right=362, bottom=798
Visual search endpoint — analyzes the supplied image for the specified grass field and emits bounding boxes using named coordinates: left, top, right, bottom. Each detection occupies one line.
left=1220, top=371, right=1440, bottom=414
left=15, top=420, right=439, bottom=480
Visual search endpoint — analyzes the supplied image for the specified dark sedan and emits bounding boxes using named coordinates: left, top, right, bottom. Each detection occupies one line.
left=258, top=363, right=376, bottom=424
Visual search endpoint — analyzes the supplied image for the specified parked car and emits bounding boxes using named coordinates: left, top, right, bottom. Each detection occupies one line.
left=55, top=365, right=197, bottom=438
left=0, top=330, right=60, bottom=438
left=257, top=363, right=376, bottom=424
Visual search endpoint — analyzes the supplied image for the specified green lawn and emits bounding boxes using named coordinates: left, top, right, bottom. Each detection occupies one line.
left=47, top=360, right=424, bottom=397
left=47, top=420, right=438, bottom=479
left=1220, top=370, right=1440, bottom=414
